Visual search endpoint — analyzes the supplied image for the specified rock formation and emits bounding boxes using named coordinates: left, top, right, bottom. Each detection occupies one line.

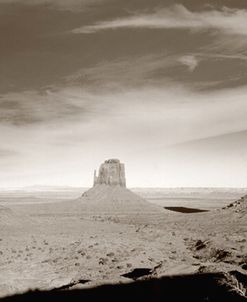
left=78, top=159, right=163, bottom=214
left=223, top=195, right=247, bottom=213
left=93, top=159, right=126, bottom=187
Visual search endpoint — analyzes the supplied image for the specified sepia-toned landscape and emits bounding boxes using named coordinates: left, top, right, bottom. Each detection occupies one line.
left=1, top=0, right=247, bottom=300
left=0, top=160, right=246, bottom=298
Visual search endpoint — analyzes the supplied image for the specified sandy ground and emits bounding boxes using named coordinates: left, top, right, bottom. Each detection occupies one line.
left=0, top=188, right=246, bottom=297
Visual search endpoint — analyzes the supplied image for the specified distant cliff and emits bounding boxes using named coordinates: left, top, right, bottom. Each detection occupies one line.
left=93, top=159, right=126, bottom=187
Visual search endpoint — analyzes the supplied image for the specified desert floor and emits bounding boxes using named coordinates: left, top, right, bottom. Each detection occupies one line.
left=0, top=187, right=246, bottom=297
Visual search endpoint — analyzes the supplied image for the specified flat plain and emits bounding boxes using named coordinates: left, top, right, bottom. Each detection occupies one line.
left=0, top=187, right=246, bottom=297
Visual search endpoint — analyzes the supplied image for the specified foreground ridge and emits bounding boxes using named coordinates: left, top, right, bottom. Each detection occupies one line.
left=1, top=272, right=246, bottom=302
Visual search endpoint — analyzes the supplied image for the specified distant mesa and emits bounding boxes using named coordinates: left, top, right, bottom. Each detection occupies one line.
left=93, top=159, right=126, bottom=187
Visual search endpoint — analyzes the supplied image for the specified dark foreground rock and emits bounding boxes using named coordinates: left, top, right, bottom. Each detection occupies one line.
left=1, top=272, right=246, bottom=302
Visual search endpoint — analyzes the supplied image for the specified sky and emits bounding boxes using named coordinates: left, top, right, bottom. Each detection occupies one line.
left=1, top=0, right=247, bottom=188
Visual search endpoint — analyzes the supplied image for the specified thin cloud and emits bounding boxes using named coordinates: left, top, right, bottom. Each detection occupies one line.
left=0, top=90, right=92, bottom=126
left=72, top=4, right=247, bottom=36
left=66, top=55, right=177, bottom=88
left=0, top=0, right=104, bottom=11
left=65, top=53, right=247, bottom=91
left=195, top=53, right=247, bottom=60
left=178, top=55, right=199, bottom=72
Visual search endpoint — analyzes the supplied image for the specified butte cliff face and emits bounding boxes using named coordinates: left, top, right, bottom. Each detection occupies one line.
left=93, top=159, right=126, bottom=187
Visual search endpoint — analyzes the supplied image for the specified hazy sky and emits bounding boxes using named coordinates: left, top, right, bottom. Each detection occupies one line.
left=1, top=0, right=247, bottom=188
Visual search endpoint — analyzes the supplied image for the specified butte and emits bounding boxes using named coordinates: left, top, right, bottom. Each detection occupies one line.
left=77, top=159, right=163, bottom=215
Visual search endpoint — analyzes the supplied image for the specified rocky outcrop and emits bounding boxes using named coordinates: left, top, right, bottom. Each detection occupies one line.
left=93, top=159, right=126, bottom=187
left=223, top=195, right=247, bottom=213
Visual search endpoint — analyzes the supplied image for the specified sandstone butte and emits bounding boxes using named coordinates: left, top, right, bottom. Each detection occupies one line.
left=79, top=159, right=163, bottom=214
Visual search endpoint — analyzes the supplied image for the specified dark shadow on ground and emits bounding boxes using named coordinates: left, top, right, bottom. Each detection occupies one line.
left=164, top=206, right=209, bottom=213
left=121, top=268, right=153, bottom=280
left=1, top=272, right=246, bottom=302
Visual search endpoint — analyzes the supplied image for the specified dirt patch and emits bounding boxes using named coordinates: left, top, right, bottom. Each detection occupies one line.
left=51, top=279, right=90, bottom=291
